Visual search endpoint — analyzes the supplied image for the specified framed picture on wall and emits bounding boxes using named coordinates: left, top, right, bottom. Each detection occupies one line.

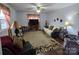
left=57, top=18, right=59, bottom=21
left=54, top=19, right=56, bottom=22
left=60, top=19, right=62, bottom=22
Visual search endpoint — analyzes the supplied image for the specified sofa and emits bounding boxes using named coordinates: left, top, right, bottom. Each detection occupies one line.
left=63, top=34, right=79, bottom=54
left=43, top=25, right=68, bottom=40
left=43, top=25, right=56, bottom=36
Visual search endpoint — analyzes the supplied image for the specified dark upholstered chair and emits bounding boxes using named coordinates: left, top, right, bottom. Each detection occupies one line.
left=0, top=36, right=36, bottom=55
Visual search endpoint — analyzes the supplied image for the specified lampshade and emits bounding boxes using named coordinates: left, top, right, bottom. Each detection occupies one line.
left=65, top=21, right=69, bottom=26
left=10, top=22, right=14, bottom=29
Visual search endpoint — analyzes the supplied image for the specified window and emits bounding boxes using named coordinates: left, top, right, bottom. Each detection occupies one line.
left=0, top=4, right=10, bottom=31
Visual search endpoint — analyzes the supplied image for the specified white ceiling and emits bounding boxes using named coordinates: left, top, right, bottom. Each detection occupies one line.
left=9, top=3, right=75, bottom=13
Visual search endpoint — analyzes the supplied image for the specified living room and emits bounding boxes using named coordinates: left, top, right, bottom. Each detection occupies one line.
left=0, top=3, right=79, bottom=55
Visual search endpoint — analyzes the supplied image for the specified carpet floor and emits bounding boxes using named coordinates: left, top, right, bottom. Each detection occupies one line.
left=23, top=31, right=62, bottom=48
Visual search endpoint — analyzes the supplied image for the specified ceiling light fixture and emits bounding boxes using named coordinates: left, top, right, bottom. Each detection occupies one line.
left=36, top=4, right=42, bottom=13
left=37, top=10, right=41, bottom=13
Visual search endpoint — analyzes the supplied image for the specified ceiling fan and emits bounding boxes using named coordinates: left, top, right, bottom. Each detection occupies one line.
left=29, top=3, right=50, bottom=13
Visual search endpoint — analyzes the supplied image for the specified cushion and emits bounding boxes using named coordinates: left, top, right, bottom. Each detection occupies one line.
left=49, top=26, right=54, bottom=30
left=0, top=36, right=13, bottom=46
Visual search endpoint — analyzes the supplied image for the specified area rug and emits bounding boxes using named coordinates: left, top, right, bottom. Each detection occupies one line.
left=23, top=31, right=63, bottom=54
